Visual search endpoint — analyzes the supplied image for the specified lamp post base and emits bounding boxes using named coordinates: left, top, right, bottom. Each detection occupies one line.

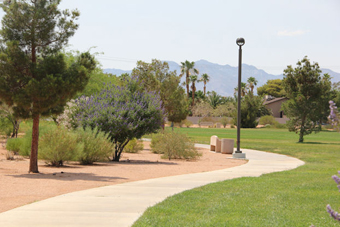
left=233, top=152, right=246, bottom=159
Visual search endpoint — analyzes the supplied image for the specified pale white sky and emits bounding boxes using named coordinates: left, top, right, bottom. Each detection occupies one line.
left=1, top=0, right=340, bottom=75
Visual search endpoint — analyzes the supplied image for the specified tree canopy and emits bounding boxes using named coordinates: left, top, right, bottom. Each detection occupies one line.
left=282, top=56, right=332, bottom=142
left=257, top=79, right=285, bottom=98
left=131, top=59, right=188, bottom=124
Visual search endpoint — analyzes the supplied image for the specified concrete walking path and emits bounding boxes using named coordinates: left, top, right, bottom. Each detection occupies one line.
left=0, top=145, right=304, bottom=227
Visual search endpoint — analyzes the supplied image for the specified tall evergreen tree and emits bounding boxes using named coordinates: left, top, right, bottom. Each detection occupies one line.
left=282, top=56, right=331, bottom=142
left=0, top=0, right=95, bottom=172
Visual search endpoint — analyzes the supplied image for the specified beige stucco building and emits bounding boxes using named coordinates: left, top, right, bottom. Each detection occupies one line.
left=263, top=97, right=289, bottom=123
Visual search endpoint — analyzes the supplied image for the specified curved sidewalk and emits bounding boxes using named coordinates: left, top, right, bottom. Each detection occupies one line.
left=0, top=146, right=304, bottom=227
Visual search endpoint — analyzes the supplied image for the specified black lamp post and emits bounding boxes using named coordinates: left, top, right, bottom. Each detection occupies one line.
left=234, top=37, right=246, bottom=159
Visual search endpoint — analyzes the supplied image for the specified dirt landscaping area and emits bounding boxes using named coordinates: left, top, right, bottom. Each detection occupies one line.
left=0, top=140, right=247, bottom=213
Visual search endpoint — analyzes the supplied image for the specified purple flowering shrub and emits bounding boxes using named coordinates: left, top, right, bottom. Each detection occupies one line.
left=76, top=79, right=163, bottom=161
left=328, top=101, right=339, bottom=132
left=326, top=171, right=340, bottom=223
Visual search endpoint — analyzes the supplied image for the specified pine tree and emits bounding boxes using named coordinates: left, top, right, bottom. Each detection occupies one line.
left=282, top=56, right=331, bottom=142
left=0, top=0, right=95, bottom=172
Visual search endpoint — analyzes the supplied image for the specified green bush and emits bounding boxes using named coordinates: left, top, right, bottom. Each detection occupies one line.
left=18, top=128, right=32, bottom=157
left=76, top=127, right=113, bottom=164
left=38, top=125, right=81, bottom=166
left=150, top=133, right=163, bottom=154
left=220, top=117, right=229, bottom=128
left=181, top=119, right=193, bottom=128
left=259, top=115, right=276, bottom=125
left=18, top=123, right=54, bottom=157
left=6, top=138, right=22, bottom=154
left=275, top=122, right=287, bottom=129
left=0, top=117, right=12, bottom=136
left=123, top=138, right=144, bottom=153
left=151, top=131, right=201, bottom=160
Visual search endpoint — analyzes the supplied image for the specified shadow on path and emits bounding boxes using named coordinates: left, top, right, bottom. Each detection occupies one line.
left=7, top=172, right=127, bottom=182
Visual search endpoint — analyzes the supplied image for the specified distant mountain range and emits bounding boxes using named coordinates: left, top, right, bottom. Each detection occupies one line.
left=104, top=60, right=340, bottom=97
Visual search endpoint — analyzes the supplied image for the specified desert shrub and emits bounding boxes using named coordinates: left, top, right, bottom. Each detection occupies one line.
left=76, top=127, right=113, bottom=164
left=123, top=138, right=144, bottom=153
left=220, top=117, right=229, bottom=128
left=18, top=123, right=55, bottom=157
left=201, top=116, right=215, bottom=123
left=264, top=124, right=273, bottom=128
left=259, top=115, right=276, bottom=125
left=38, top=125, right=81, bottom=166
left=0, top=117, right=12, bottom=136
left=150, top=133, right=163, bottom=154
left=182, top=119, right=193, bottom=128
left=6, top=138, right=22, bottom=153
left=230, top=124, right=235, bottom=128
left=275, top=122, right=287, bottom=129
left=151, top=131, right=201, bottom=160
left=175, top=121, right=184, bottom=128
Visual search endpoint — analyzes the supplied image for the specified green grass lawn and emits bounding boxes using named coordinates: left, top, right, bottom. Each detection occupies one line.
left=134, top=128, right=340, bottom=226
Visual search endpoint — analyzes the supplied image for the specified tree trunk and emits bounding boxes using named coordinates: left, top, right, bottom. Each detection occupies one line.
left=299, top=117, right=305, bottom=143
left=11, top=120, right=19, bottom=138
left=29, top=114, right=40, bottom=173
left=186, top=73, right=190, bottom=98
left=192, top=84, right=195, bottom=106
left=204, top=82, right=206, bottom=96
left=112, top=140, right=129, bottom=162
left=298, top=129, right=304, bottom=143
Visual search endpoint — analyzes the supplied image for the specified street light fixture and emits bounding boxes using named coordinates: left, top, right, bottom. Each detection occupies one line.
left=233, top=37, right=246, bottom=159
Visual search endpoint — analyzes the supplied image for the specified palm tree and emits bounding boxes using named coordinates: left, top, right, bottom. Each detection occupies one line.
left=234, top=82, right=247, bottom=97
left=247, top=77, right=258, bottom=94
left=180, top=60, right=199, bottom=97
left=200, top=73, right=210, bottom=96
left=190, top=75, right=199, bottom=106
left=206, top=91, right=222, bottom=109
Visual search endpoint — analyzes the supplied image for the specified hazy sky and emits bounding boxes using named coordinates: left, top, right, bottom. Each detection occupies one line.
left=1, top=0, right=340, bottom=75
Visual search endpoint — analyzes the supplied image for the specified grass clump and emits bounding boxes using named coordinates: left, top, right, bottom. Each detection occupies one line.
left=151, top=131, right=201, bottom=160
left=123, top=138, right=143, bottom=153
